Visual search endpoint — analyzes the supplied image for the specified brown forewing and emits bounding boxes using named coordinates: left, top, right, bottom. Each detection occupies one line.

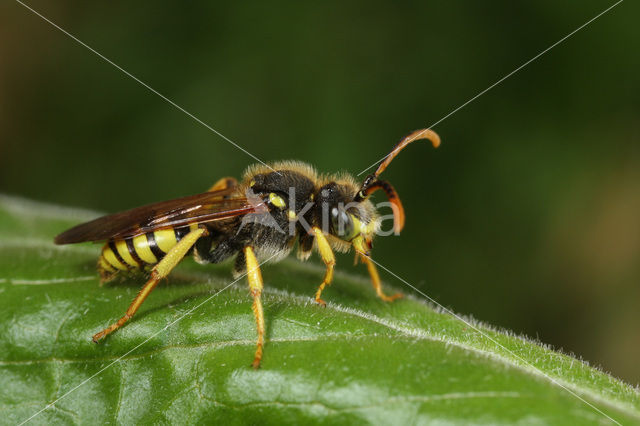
left=54, top=187, right=264, bottom=244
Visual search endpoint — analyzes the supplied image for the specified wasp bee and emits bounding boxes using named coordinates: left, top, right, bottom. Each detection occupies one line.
left=55, top=129, right=440, bottom=368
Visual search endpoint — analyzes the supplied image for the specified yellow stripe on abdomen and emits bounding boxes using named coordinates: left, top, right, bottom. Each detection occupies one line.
left=154, top=228, right=178, bottom=253
left=102, top=244, right=128, bottom=270
left=133, top=234, right=158, bottom=264
left=115, top=239, right=140, bottom=268
left=98, top=256, right=116, bottom=273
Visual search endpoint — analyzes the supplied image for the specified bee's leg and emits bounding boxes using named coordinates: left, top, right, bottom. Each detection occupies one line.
left=208, top=177, right=238, bottom=192
left=360, top=254, right=402, bottom=302
left=92, top=227, right=207, bottom=342
left=243, top=246, right=265, bottom=369
left=312, top=227, right=335, bottom=307
left=296, top=232, right=314, bottom=261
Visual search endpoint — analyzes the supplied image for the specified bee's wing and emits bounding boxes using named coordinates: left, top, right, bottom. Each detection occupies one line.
left=54, top=187, right=265, bottom=244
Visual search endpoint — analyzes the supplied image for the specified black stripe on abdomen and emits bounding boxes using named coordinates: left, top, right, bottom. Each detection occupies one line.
left=125, top=237, right=145, bottom=266
left=146, top=232, right=166, bottom=260
left=174, top=226, right=191, bottom=241
left=108, top=240, right=128, bottom=268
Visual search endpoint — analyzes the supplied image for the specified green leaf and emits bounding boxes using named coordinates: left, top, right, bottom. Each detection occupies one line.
left=0, top=194, right=638, bottom=425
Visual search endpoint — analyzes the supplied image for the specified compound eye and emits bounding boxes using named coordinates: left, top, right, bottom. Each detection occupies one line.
left=331, top=207, right=356, bottom=240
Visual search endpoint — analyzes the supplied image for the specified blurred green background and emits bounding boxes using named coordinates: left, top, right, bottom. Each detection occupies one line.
left=1, top=1, right=638, bottom=385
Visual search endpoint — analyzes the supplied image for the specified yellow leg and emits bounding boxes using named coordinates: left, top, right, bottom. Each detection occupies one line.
left=208, top=176, right=238, bottom=192
left=244, top=246, right=265, bottom=369
left=361, top=254, right=403, bottom=302
left=312, top=227, right=335, bottom=307
left=92, top=227, right=207, bottom=342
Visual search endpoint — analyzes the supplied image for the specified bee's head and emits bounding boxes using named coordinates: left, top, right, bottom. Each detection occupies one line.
left=315, top=181, right=378, bottom=256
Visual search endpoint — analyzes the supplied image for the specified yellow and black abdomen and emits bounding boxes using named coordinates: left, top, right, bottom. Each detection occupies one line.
left=98, top=224, right=199, bottom=281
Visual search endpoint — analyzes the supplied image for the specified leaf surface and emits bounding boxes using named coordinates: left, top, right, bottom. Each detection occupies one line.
left=0, top=195, right=638, bottom=425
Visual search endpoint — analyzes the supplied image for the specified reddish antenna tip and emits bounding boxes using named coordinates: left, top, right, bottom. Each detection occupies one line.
left=374, top=128, right=441, bottom=177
